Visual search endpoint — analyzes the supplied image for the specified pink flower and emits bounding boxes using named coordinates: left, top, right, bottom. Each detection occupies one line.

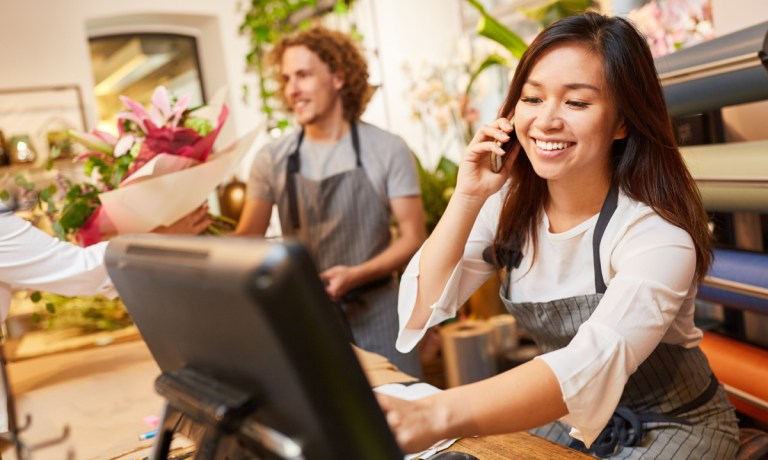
left=123, top=104, right=228, bottom=179
left=629, top=0, right=715, bottom=58
left=116, top=86, right=191, bottom=134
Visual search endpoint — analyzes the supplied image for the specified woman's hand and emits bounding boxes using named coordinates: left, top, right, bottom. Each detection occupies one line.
left=454, top=117, right=520, bottom=200
left=152, top=204, right=211, bottom=235
left=376, top=392, right=447, bottom=454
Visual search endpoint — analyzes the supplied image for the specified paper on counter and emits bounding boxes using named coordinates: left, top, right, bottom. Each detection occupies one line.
left=373, top=383, right=459, bottom=460
left=98, top=129, right=258, bottom=233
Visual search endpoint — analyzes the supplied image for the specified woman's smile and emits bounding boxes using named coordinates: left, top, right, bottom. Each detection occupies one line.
left=532, top=138, right=575, bottom=159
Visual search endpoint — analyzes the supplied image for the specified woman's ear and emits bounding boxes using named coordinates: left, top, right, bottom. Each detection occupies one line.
left=614, top=117, right=629, bottom=140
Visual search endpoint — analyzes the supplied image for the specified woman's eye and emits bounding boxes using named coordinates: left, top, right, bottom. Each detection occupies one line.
left=567, top=100, right=590, bottom=108
left=520, top=96, right=541, bottom=104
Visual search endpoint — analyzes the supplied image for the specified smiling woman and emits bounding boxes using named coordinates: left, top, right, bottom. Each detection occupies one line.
left=378, top=12, right=740, bottom=459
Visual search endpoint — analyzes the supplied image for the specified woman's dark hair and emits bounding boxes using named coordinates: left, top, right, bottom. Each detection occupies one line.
left=268, top=26, right=372, bottom=122
left=493, top=12, right=712, bottom=280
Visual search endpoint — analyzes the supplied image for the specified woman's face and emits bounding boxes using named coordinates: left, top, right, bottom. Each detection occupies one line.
left=514, top=43, right=627, bottom=189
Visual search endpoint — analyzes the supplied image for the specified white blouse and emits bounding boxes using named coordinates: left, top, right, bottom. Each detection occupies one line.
left=0, top=214, right=115, bottom=321
left=396, top=189, right=703, bottom=447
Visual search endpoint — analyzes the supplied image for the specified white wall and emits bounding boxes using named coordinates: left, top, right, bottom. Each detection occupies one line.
left=355, top=0, right=465, bottom=163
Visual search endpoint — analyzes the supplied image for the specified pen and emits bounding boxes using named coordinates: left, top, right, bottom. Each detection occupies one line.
left=138, top=429, right=159, bottom=441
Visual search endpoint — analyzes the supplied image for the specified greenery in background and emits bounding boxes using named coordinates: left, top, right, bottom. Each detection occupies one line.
left=29, top=291, right=132, bottom=333
left=464, top=0, right=596, bottom=95
left=521, top=0, right=598, bottom=28
left=240, top=0, right=356, bottom=131
left=467, top=0, right=529, bottom=60
left=416, top=155, right=459, bottom=234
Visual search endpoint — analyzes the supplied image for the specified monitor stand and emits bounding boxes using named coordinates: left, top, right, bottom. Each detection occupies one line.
left=151, top=367, right=258, bottom=460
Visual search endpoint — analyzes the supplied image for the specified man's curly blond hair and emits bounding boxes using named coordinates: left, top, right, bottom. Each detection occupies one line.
left=268, top=26, right=372, bottom=122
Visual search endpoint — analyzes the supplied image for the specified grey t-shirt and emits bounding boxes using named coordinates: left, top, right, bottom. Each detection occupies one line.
left=247, top=122, right=421, bottom=204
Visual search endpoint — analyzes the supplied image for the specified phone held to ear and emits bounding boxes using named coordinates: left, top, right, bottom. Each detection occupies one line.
left=490, top=134, right=518, bottom=173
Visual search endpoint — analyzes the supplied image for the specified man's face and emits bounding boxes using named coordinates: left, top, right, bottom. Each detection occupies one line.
left=280, top=45, right=344, bottom=126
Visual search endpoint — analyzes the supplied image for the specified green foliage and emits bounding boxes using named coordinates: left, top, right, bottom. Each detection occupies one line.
left=520, top=0, right=597, bottom=28
left=29, top=292, right=132, bottom=332
left=465, top=53, right=508, bottom=97
left=184, top=117, right=214, bottom=137
left=467, top=0, right=529, bottom=59
left=415, top=155, right=459, bottom=234
left=463, top=0, right=597, bottom=94
left=83, top=152, right=134, bottom=190
left=50, top=182, right=101, bottom=240
left=204, top=214, right=238, bottom=236
left=14, top=174, right=35, bottom=191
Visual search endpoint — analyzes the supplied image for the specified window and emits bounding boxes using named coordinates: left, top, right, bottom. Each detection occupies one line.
left=88, top=34, right=205, bottom=133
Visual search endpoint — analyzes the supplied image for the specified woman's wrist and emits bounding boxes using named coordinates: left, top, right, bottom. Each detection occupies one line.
left=427, top=387, right=476, bottom=442
left=447, top=190, right=487, bottom=214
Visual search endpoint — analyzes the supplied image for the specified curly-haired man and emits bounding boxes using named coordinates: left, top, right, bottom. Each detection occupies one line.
left=236, top=26, right=425, bottom=377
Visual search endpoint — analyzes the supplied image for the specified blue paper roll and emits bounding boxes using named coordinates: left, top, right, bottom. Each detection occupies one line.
left=698, top=249, right=768, bottom=315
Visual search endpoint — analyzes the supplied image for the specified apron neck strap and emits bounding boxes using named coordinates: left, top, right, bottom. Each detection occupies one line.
left=285, top=130, right=304, bottom=230
left=592, top=183, right=619, bottom=294
left=350, top=122, right=362, bottom=167
left=285, top=122, right=361, bottom=230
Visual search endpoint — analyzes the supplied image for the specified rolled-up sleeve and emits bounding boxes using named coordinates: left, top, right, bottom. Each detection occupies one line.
left=537, top=214, right=699, bottom=447
left=396, top=192, right=502, bottom=352
left=0, top=215, right=115, bottom=319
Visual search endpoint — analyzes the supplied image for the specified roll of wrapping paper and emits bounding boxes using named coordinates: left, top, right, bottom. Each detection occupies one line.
left=655, top=20, right=768, bottom=117
left=440, top=320, right=496, bottom=388
left=487, top=314, right=519, bottom=358
left=681, top=140, right=768, bottom=213
left=698, top=248, right=768, bottom=314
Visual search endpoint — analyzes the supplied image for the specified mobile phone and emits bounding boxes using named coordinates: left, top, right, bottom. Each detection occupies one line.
left=490, top=133, right=518, bottom=173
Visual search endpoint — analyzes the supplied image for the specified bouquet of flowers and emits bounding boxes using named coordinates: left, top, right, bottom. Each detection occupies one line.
left=32, top=86, right=251, bottom=246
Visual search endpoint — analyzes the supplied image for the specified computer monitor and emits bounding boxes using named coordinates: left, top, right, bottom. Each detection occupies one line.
left=105, top=235, right=403, bottom=460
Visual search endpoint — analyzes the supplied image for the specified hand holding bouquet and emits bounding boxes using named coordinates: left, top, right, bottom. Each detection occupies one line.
left=31, top=86, right=252, bottom=246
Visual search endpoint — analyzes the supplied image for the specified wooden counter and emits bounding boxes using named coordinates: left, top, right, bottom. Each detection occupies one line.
left=2, top=339, right=589, bottom=459
left=450, top=432, right=590, bottom=459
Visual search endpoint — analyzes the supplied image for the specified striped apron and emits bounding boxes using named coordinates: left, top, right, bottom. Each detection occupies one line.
left=499, top=186, right=739, bottom=459
left=278, top=123, right=422, bottom=377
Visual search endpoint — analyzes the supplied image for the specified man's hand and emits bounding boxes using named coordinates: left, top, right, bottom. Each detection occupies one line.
left=152, top=204, right=211, bottom=235
left=319, top=265, right=361, bottom=301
